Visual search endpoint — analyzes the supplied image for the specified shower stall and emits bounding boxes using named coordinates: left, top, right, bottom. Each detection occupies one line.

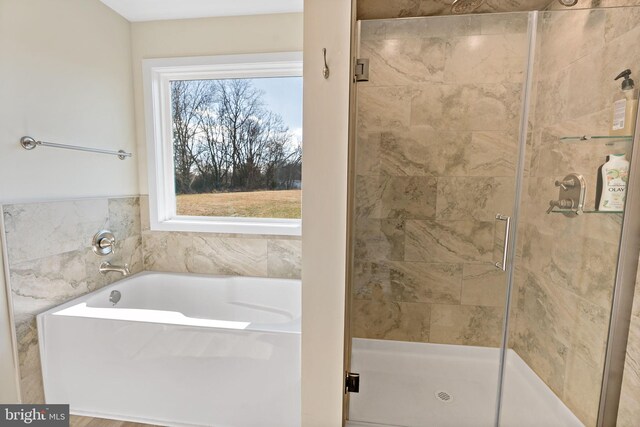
left=345, top=5, right=640, bottom=427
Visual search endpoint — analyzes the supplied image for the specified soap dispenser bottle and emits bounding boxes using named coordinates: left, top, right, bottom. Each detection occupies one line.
left=611, top=69, right=639, bottom=136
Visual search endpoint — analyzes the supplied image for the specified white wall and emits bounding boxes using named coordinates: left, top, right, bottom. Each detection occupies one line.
left=301, top=0, right=353, bottom=425
left=130, top=13, right=303, bottom=195
left=0, top=0, right=138, bottom=203
left=0, top=0, right=137, bottom=403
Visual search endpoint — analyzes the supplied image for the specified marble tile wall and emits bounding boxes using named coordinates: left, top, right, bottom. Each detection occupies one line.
left=356, top=0, right=640, bottom=20
left=546, top=0, right=640, bottom=11
left=507, top=7, right=640, bottom=426
left=356, top=0, right=553, bottom=20
left=139, top=197, right=302, bottom=280
left=618, top=268, right=640, bottom=426
left=2, top=197, right=143, bottom=403
left=351, top=14, right=528, bottom=347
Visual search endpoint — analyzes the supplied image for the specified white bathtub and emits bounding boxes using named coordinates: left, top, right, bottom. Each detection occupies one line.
left=37, top=272, right=301, bottom=427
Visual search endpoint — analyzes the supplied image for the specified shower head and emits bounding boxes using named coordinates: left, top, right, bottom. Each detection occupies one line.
left=557, top=0, right=579, bottom=6
left=451, top=0, right=485, bottom=14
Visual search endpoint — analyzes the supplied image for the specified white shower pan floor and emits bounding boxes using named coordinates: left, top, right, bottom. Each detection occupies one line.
left=347, top=339, right=583, bottom=427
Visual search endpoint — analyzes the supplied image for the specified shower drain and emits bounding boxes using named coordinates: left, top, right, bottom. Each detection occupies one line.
left=435, top=390, right=454, bottom=403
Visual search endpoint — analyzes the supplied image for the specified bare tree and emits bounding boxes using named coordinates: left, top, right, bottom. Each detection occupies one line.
left=171, top=78, right=301, bottom=194
left=171, top=80, right=214, bottom=194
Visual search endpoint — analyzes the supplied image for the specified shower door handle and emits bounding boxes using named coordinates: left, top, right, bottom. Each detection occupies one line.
left=494, top=214, right=511, bottom=271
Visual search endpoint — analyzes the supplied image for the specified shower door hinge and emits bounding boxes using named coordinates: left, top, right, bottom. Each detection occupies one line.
left=345, top=372, right=360, bottom=393
left=354, top=58, right=370, bottom=82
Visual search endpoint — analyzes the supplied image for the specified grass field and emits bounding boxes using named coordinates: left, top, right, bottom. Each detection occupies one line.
left=177, top=189, right=301, bottom=219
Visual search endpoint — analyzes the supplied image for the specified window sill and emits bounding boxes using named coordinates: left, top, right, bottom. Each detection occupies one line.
left=150, top=216, right=302, bottom=236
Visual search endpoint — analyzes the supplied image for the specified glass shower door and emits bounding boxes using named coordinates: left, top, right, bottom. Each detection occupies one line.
left=347, top=11, right=532, bottom=427
left=499, top=6, right=640, bottom=427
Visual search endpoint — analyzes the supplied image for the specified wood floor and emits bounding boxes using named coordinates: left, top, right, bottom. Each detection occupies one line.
left=70, top=415, right=159, bottom=427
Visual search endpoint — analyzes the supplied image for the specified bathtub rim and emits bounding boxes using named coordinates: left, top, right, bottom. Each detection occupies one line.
left=36, top=271, right=301, bottom=336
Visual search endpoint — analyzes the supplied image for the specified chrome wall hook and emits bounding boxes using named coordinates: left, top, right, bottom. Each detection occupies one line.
left=322, top=48, right=330, bottom=79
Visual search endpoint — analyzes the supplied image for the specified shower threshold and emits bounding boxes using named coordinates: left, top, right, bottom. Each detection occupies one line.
left=347, top=338, right=583, bottom=427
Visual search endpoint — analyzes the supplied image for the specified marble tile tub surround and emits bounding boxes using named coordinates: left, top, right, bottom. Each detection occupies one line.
left=3, top=195, right=302, bottom=404
left=351, top=14, right=527, bottom=348
left=142, top=232, right=301, bottom=279
left=138, top=197, right=302, bottom=280
left=2, top=197, right=143, bottom=403
left=505, top=7, right=640, bottom=426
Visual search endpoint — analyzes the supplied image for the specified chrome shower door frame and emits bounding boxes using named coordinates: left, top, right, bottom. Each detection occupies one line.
left=494, top=10, right=538, bottom=427
left=598, top=92, right=640, bottom=427
left=495, top=9, right=640, bottom=427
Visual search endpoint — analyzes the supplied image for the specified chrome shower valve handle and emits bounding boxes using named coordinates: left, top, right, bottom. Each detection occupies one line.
left=546, top=199, right=574, bottom=214
left=92, top=230, right=116, bottom=256
left=555, top=178, right=576, bottom=190
left=548, top=173, right=586, bottom=215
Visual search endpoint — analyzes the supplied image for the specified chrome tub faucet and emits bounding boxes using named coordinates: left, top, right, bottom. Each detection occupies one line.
left=99, top=261, right=130, bottom=277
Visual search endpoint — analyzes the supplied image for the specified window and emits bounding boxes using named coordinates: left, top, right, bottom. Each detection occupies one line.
left=143, top=52, right=302, bottom=235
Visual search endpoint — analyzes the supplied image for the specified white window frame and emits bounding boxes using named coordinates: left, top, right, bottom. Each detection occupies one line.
left=143, top=52, right=303, bottom=236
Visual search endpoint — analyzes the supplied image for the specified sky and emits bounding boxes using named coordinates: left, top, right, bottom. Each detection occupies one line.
left=250, top=77, right=303, bottom=143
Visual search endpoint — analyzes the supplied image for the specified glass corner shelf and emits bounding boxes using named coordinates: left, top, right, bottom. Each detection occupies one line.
left=559, top=135, right=633, bottom=143
left=550, top=208, right=624, bottom=214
